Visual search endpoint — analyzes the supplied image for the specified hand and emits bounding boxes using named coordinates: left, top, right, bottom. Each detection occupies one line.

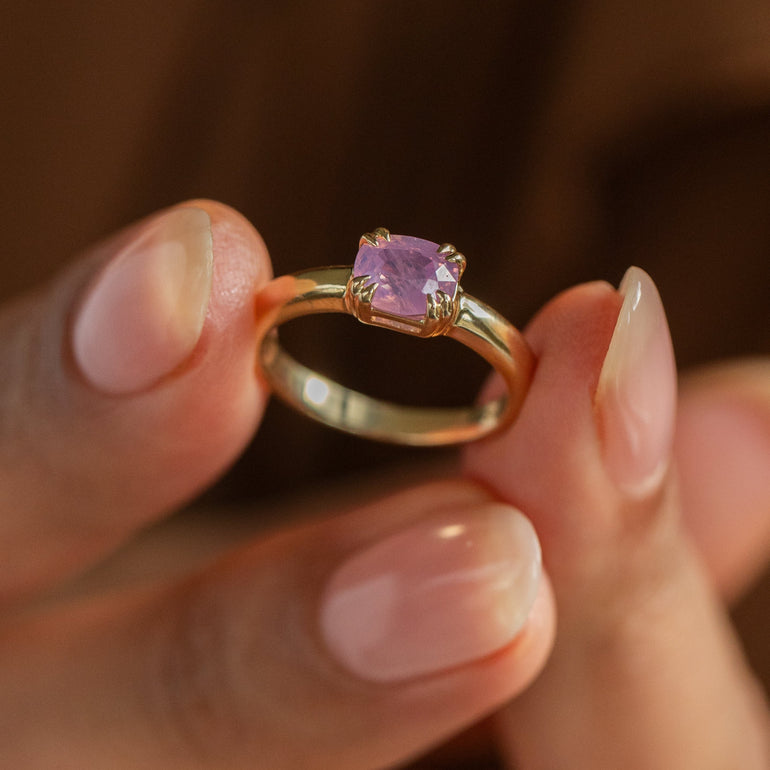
left=464, top=273, right=770, bottom=767
left=0, top=201, right=767, bottom=768
left=0, top=201, right=552, bottom=768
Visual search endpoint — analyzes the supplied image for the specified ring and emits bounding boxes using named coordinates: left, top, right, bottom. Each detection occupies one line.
left=255, top=228, right=534, bottom=446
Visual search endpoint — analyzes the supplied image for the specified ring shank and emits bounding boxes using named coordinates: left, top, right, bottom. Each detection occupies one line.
left=256, top=267, right=533, bottom=446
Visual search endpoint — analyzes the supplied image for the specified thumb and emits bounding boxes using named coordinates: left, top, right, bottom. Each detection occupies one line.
left=464, top=273, right=769, bottom=768
left=0, top=482, right=554, bottom=769
left=0, top=201, right=271, bottom=601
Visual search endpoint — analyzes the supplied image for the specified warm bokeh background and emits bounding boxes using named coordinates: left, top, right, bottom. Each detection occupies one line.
left=1, top=2, right=768, bottom=766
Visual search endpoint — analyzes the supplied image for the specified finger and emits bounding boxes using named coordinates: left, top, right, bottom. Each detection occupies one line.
left=0, top=201, right=271, bottom=601
left=675, top=358, right=770, bottom=599
left=0, top=482, right=555, bottom=769
left=464, top=273, right=769, bottom=768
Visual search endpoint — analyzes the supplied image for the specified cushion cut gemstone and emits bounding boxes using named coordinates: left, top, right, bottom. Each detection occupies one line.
left=352, top=234, right=460, bottom=320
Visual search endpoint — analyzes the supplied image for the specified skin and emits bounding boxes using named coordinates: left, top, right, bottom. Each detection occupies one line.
left=0, top=199, right=768, bottom=768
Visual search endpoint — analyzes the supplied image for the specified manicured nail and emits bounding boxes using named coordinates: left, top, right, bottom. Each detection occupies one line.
left=73, top=207, right=213, bottom=394
left=596, top=267, right=677, bottom=497
left=319, top=503, right=541, bottom=683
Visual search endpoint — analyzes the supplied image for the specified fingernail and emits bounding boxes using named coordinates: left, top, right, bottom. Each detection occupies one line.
left=596, top=266, right=677, bottom=497
left=319, top=503, right=542, bottom=683
left=73, top=207, right=213, bottom=394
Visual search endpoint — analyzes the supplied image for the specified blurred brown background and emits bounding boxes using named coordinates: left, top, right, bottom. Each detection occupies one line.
left=1, top=2, right=768, bottom=766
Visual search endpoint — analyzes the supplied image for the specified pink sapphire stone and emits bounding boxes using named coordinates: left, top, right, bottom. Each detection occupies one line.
left=353, top=234, right=460, bottom=320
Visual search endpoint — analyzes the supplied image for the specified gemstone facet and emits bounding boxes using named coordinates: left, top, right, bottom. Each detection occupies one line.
left=352, top=234, right=460, bottom=321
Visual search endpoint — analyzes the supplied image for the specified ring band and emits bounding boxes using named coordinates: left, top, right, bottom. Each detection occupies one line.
left=255, top=229, right=534, bottom=446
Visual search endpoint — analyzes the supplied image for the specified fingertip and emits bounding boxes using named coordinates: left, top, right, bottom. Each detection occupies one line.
left=72, top=206, right=216, bottom=395
left=464, top=281, right=621, bottom=508
left=524, top=279, right=618, bottom=360
left=485, top=569, right=557, bottom=696
left=518, top=569, right=557, bottom=673
left=147, top=200, right=274, bottom=466
left=0, top=200, right=276, bottom=597
left=319, top=502, right=544, bottom=684
left=70, top=199, right=275, bottom=493
left=70, top=200, right=273, bottom=395
left=185, top=198, right=272, bottom=328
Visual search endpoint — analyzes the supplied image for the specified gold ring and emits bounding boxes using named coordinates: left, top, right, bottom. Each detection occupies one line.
left=255, top=228, right=534, bottom=446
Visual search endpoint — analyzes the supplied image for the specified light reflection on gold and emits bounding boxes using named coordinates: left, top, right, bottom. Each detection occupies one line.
left=303, top=376, right=330, bottom=406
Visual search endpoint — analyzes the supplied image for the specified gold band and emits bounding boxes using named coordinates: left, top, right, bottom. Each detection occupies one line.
left=255, top=266, right=534, bottom=446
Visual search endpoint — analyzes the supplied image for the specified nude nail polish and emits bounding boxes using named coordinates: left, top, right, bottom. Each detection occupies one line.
left=595, top=267, right=678, bottom=497
left=72, top=207, right=213, bottom=394
left=319, top=503, right=542, bottom=683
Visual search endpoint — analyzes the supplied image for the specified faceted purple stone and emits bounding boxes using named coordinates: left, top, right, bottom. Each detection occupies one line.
left=352, top=234, right=460, bottom=320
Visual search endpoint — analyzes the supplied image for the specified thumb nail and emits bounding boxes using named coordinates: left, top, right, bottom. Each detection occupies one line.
left=595, top=266, right=678, bottom=497
left=72, top=207, right=213, bottom=395
left=319, top=503, right=542, bottom=683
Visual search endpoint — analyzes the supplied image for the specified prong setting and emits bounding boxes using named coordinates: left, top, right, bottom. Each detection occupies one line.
left=359, top=227, right=391, bottom=248
left=349, top=231, right=466, bottom=338
left=422, top=289, right=459, bottom=336
left=346, top=273, right=379, bottom=321
left=350, top=274, right=377, bottom=302
left=426, top=292, right=439, bottom=320
left=437, top=243, right=466, bottom=279
left=436, top=289, right=454, bottom=317
left=446, top=252, right=466, bottom=278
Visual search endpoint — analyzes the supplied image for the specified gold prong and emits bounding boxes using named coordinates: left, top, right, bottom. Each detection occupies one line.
left=360, top=227, right=391, bottom=247
left=425, top=293, right=439, bottom=320
left=345, top=273, right=379, bottom=323
left=350, top=275, right=371, bottom=294
left=436, top=290, right=453, bottom=317
left=421, top=288, right=460, bottom=337
left=359, top=282, right=378, bottom=303
left=446, top=251, right=466, bottom=277
left=349, top=275, right=378, bottom=305
left=437, top=242, right=457, bottom=256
